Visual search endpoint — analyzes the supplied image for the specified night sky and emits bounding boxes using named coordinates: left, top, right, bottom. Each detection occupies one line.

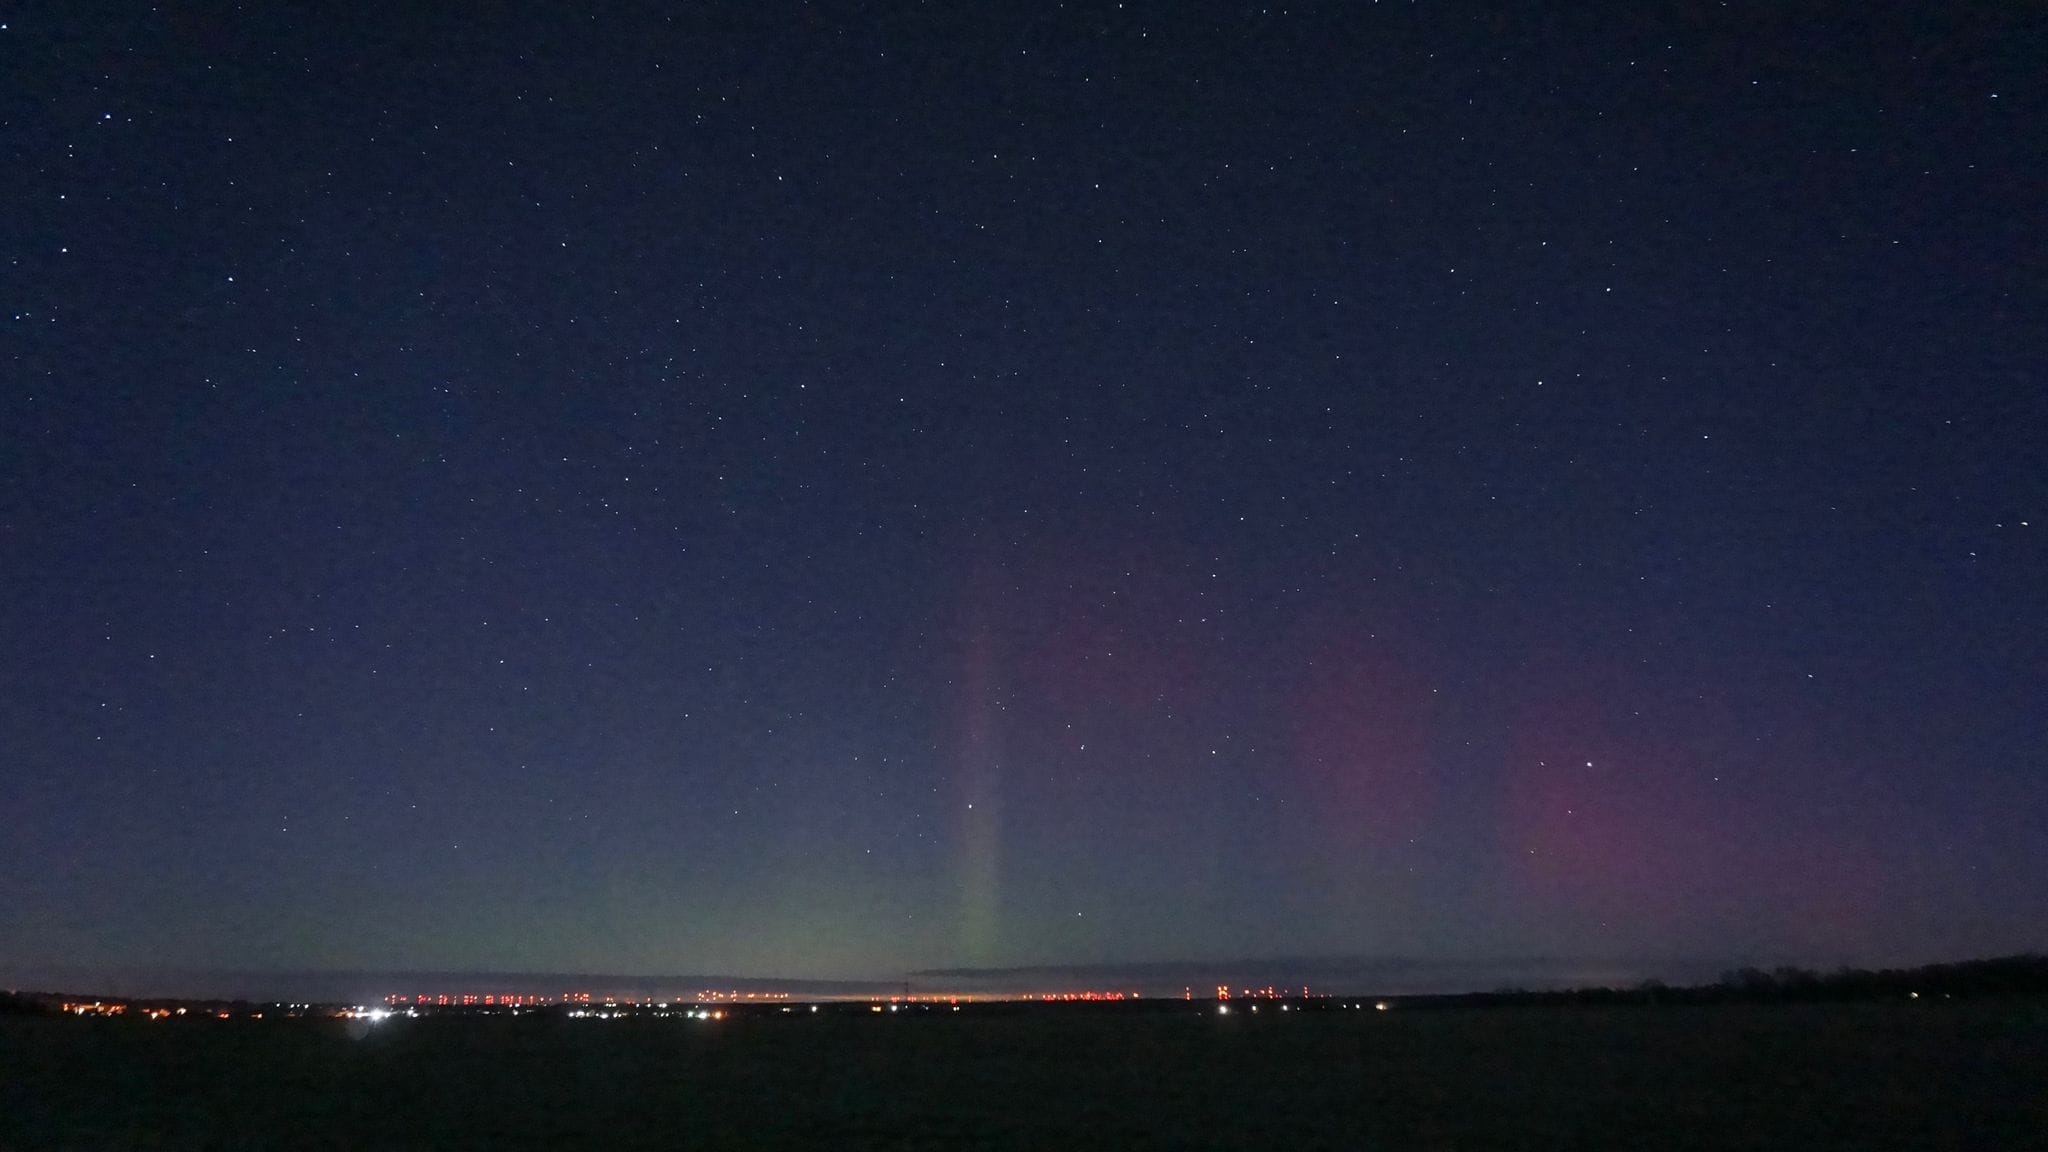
left=6, top=2, right=2044, bottom=990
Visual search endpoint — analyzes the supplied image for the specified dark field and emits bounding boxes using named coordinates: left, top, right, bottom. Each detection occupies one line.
left=5, top=1003, right=2047, bottom=1150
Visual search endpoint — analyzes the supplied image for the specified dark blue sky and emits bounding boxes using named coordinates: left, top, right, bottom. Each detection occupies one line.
left=4, top=1, right=2043, bottom=988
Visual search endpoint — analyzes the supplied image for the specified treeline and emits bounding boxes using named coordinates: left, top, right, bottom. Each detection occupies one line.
left=0, top=991, right=279, bottom=1017
left=0, top=991, right=55, bottom=1015
left=1461, top=953, right=2048, bottom=1007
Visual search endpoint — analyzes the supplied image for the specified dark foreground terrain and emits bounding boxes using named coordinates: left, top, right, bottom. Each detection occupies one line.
left=5, top=1002, right=2046, bottom=1150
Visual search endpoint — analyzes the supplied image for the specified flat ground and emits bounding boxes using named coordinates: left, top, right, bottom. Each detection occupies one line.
left=4, top=1002, right=2045, bottom=1150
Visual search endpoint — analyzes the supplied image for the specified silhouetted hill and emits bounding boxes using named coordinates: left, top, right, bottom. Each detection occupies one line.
left=1450, top=953, right=2048, bottom=1007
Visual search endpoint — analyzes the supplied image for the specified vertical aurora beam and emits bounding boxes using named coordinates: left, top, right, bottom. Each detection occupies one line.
left=952, top=606, right=1004, bottom=964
